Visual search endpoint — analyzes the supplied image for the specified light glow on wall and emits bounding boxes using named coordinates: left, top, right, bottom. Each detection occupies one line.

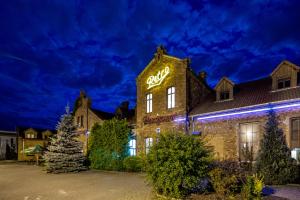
left=196, top=100, right=300, bottom=121
left=173, top=117, right=186, bottom=122
left=147, top=66, right=170, bottom=89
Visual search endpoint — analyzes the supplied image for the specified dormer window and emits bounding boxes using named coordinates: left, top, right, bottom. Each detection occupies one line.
left=215, top=77, right=234, bottom=102
left=220, top=91, right=230, bottom=100
left=277, top=78, right=291, bottom=89
left=271, top=60, right=300, bottom=90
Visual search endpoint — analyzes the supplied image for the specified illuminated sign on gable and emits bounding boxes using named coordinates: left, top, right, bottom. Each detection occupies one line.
left=147, top=66, right=170, bottom=89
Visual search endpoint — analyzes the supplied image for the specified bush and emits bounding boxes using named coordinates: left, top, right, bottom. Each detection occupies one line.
left=256, top=110, right=298, bottom=184
left=209, top=168, right=238, bottom=198
left=241, top=174, right=264, bottom=200
left=89, top=148, right=123, bottom=171
left=146, top=132, right=212, bottom=199
left=88, top=118, right=130, bottom=171
left=213, top=160, right=244, bottom=176
left=123, top=156, right=144, bottom=172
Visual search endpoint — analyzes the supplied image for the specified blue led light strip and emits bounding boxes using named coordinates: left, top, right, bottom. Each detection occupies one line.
left=196, top=101, right=300, bottom=120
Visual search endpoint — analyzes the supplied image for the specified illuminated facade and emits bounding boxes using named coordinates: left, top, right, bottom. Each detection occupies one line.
left=135, top=46, right=210, bottom=154
left=136, top=46, right=300, bottom=161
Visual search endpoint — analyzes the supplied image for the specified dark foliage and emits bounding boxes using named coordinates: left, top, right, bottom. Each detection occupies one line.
left=146, top=132, right=212, bottom=199
left=256, top=110, right=298, bottom=184
left=88, top=118, right=130, bottom=170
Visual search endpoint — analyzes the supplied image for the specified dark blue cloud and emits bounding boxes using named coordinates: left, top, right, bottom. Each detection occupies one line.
left=0, top=0, right=300, bottom=130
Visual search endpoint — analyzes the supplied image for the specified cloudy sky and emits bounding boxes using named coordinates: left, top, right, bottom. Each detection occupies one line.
left=0, top=0, right=300, bottom=130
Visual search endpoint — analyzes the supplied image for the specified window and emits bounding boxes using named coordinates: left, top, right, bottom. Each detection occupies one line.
left=77, top=116, right=80, bottom=126
left=146, top=93, right=152, bottom=113
left=239, top=123, right=260, bottom=161
left=220, top=91, right=230, bottom=100
left=291, top=148, right=300, bottom=162
left=145, top=137, right=153, bottom=154
left=167, top=87, right=175, bottom=109
left=291, top=118, right=300, bottom=148
left=80, top=115, right=84, bottom=127
left=26, top=133, right=35, bottom=139
left=156, top=128, right=160, bottom=134
left=277, top=78, right=291, bottom=89
left=129, top=138, right=136, bottom=156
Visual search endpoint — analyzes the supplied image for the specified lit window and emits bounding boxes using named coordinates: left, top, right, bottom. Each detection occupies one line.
left=129, top=138, right=136, bottom=156
left=146, top=93, right=152, bottom=113
left=26, top=133, right=35, bottom=139
left=239, top=123, right=260, bottom=161
left=277, top=78, right=291, bottom=89
left=220, top=91, right=230, bottom=100
left=291, top=148, right=300, bottom=162
left=167, top=87, right=175, bottom=109
left=291, top=118, right=300, bottom=148
left=145, top=137, right=153, bottom=154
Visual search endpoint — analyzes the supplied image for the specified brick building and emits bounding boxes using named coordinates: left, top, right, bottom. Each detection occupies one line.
left=16, top=127, right=55, bottom=161
left=135, top=46, right=300, bottom=161
left=73, top=91, right=135, bottom=154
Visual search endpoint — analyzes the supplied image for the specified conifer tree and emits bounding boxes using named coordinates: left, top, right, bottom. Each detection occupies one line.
left=44, top=106, right=87, bottom=173
left=256, top=109, right=297, bottom=184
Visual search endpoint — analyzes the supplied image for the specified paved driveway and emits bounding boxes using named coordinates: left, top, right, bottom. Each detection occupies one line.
left=0, top=163, right=153, bottom=200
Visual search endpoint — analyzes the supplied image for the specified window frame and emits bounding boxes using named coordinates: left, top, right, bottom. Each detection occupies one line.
left=290, top=117, right=300, bottom=148
left=145, top=137, right=153, bottom=154
left=80, top=115, right=84, bottom=128
left=239, top=122, right=260, bottom=161
left=167, top=86, right=175, bottom=109
left=146, top=93, right=153, bottom=113
left=128, top=137, right=136, bottom=156
left=220, top=90, right=230, bottom=101
left=277, top=77, right=291, bottom=89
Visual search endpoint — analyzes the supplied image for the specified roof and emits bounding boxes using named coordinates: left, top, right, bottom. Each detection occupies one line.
left=16, top=126, right=56, bottom=139
left=190, top=77, right=300, bottom=116
left=0, top=130, right=16, bottom=137
left=90, top=109, right=115, bottom=120
left=271, top=60, right=300, bottom=76
left=214, top=76, right=235, bottom=90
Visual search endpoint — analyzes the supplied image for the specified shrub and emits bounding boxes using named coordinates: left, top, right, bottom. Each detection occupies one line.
left=89, top=148, right=123, bottom=171
left=256, top=110, right=298, bottom=184
left=123, top=156, right=144, bottom=172
left=88, top=118, right=130, bottom=171
left=209, top=168, right=238, bottom=198
left=241, top=174, right=264, bottom=200
left=146, top=132, right=212, bottom=199
left=213, top=160, right=243, bottom=176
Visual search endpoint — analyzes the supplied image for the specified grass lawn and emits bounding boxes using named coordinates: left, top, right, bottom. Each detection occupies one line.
left=0, top=163, right=152, bottom=200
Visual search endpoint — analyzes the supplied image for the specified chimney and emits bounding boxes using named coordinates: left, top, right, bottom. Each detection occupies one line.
left=79, top=90, right=89, bottom=108
left=199, top=71, right=207, bottom=81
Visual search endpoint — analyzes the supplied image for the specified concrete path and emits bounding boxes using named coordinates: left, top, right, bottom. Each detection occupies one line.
left=271, top=185, right=300, bottom=200
left=0, top=163, right=153, bottom=200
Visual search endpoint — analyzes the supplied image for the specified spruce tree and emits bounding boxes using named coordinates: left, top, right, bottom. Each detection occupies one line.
left=44, top=106, right=87, bottom=173
left=256, top=109, right=297, bottom=184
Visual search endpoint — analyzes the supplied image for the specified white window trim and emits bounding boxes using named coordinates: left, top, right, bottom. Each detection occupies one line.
left=129, top=138, right=136, bottom=156
left=145, top=137, right=153, bottom=154
left=146, top=93, right=153, bottom=113
left=239, top=122, right=260, bottom=161
left=167, top=87, right=175, bottom=109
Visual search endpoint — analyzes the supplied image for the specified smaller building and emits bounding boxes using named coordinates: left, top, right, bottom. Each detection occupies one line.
left=16, top=127, right=55, bottom=161
left=73, top=91, right=136, bottom=154
left=0, top=130, right=17, bottom=160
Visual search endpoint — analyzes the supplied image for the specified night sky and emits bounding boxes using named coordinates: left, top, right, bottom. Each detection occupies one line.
left=1, top=0, right=300, bottom=130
